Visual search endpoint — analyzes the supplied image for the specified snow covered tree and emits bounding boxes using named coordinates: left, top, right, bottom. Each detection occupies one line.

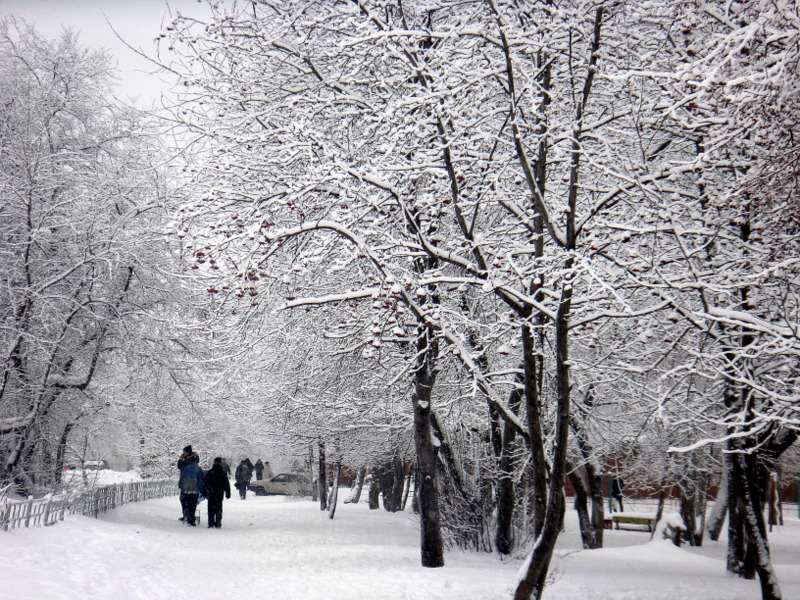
left=0, top=19, right=180, bottom=494
left=604, top=2, right=800, bottom=598
left=164, top=2, right=797, bottom=597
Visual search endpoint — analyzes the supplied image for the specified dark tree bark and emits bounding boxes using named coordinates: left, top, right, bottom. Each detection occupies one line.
left=391, top=456, right=405, bottom=510
left=309, top=444, right=318, bottom=503
left=727, top=450, right=748, bottom=576
left=401, top=470, right=413, bottom=511
left=54, top=421, right=76, bottom=485
left=412, top=325, right=444, bottom=568
left=514, top=267, right=574, bottom=600
left=680, top=468, right=707, bottom=547
left=496, top=385, right=522, bottom=554
left=318, top=440, right=327, bottom=511
left=732, top=451, right=783, bottom=600
left=568, top=467, right=595, bottom=549
left=328, top=462, right=341, bottom=519
left=368, top=468, right=381, bottom=510
left=568, top=390, right=604, bottom=549
left=380, top=456, right=405, bottom=512
left=568, top=464, right=602, bottom=550
left=521, top=320, right=547, bottom=538
left=680, top=487, right=699, bottom=546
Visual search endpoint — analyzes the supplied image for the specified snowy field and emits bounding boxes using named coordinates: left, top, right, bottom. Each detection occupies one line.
left=1, top=488, right=799, bottom=600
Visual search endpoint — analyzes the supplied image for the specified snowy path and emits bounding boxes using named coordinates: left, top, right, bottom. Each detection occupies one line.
left=0, top=494, right=516, bottom=599
left=1, top=492, right=799, bottom=599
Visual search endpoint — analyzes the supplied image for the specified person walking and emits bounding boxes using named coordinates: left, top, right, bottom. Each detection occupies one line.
left=205, top=457, right=231, bottom=528
left=255, top=459, right=265, bottom=481
left=178, top=452, right=206, bottom=526
left=234, top=459, right=251, bottom=500
left=177, top=445, right=196, bottom=522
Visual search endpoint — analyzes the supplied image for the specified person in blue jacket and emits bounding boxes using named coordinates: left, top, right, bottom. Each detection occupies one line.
left=176, top=445, right=195, bottom=522
left=178, top=453, right=206, bottom=526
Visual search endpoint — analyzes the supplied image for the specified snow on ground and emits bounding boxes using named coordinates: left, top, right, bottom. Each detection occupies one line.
left=60, top=468, right=144, bottom=490
left=1, top=488, right=799, bottom=600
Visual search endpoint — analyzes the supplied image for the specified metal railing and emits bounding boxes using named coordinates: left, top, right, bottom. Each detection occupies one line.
left=0, top=479, right=176, bottom=531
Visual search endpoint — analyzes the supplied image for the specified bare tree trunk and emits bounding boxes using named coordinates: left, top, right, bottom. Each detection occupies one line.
left=309, top=444, right=318, bottom=503
left=401, top=470, right=412, bottom=511
left=496, top=385, right=522, bottom=554
left=345, top=466, right=366, bottom=504
left=680, top=487, right=699, bottom=546
left=568, top=467, right=600, bottom=549
left=522, top=322, right=547, bottom=537
left=318, top=440, right=327, bottom=511
left=728, top=455, right=748, bottom=576
left=514, top=276, right=573, bottom=599
left=651, top=485, right=666, bottom=541
left=569, top=391, right=604, bottom=549
left=734, top=452, right=783, bottom=600
left=54, top=421, right=75, bottom=485
left=328, top=462, right=341, bottom=519
left=695, top=472, right=709, bottom=546
left=380, top=456, right=405, bottom=512
left=412, top=325, right=444, bottom=567
left=708, top=466, right=729, bottom=541
left=368, top=469, right=380, bottom=510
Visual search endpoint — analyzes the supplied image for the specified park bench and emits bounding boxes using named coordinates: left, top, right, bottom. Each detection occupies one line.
left=611, top=514, right=656, bottom=532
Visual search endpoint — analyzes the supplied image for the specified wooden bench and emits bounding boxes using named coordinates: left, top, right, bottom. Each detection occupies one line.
left=611, top=514, right=656, bottom=532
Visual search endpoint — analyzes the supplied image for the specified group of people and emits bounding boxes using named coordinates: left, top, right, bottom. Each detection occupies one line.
left=177, top=446, right=270, bottom=527
left=177, top=446, right=231, bottom=528
left=232, top=457, right=269, bottom=499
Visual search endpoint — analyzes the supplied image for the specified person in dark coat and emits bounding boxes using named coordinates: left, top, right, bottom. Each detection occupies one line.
left=177, top=445, right=196, bottom=522
left=611, top=476, right=625, bottom=512
left=234, top=460, right=251, bottom=500
left=255, top=459, right=265, bottom=481
left=205, top=457, right=231, bottom=528
left=178, top=453, right=205, bottom=526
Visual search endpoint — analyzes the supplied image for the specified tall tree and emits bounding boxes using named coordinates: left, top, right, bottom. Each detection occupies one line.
left=0, top=19, right=177, bottom=494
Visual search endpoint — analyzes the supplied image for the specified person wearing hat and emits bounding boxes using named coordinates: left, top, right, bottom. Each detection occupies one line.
left=178, top=452, right=205, bottom=526
left=177, top=445, right=196, bottom=521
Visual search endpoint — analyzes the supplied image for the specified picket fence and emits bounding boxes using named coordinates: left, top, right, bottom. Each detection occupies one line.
left=0, top=479, right=176, bottom=532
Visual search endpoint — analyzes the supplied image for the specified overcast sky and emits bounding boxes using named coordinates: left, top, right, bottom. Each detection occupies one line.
left=0, top=0, right=212, bottom=106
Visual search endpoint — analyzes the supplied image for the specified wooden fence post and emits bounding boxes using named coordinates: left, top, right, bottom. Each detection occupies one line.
left=23, top=499, right=34, bottom=528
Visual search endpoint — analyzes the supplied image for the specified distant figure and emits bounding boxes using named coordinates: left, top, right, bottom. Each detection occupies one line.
left=255, top=459, right=265, bottom=480
left=263, top=461, right=274, bottom=480
left=221, top=458, right=231, bottom=478
left=235, top=460, right=252, bottom=500
left=178, top=452, right=205, bottom=526
left=177, top=445, right=196, bottom=522
left=611, top=476, right=624, bottom=512
left=205, top=457, right=231, bottom=528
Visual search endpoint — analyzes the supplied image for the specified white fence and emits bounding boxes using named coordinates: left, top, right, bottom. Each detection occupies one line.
left=0, top=479, right=176, bottom=532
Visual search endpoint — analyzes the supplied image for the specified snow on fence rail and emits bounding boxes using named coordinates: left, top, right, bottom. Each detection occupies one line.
left=0, top=479, right=176, bottom=532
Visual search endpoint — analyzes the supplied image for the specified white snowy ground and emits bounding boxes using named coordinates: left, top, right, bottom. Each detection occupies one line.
left=1, top=487, right=799, bottom=600
left=58, top=468, right=145, bottom=491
